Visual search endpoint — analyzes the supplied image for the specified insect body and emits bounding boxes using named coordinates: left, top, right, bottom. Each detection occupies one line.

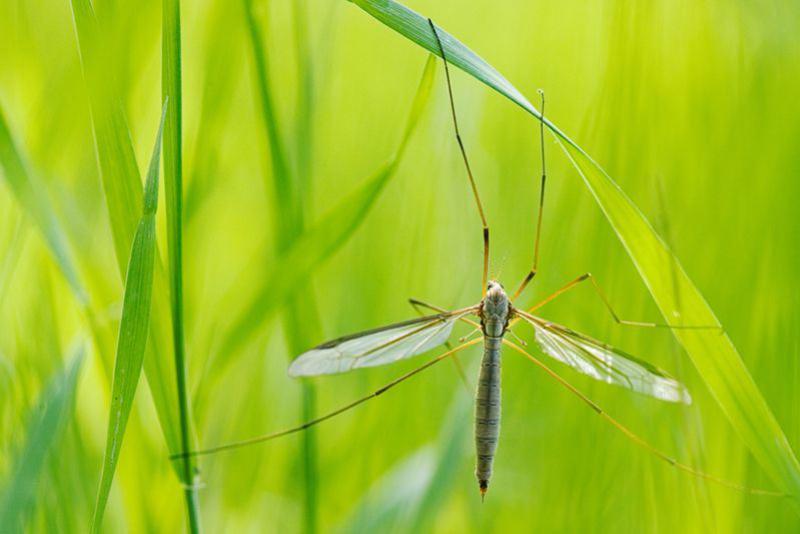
left=475, top=281, right=510, bottom=496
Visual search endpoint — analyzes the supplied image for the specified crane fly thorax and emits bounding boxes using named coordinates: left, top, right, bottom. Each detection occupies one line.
left=479, top=280, right=511, bottom=338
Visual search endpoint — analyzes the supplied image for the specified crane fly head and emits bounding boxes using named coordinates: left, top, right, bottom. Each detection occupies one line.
left=482, top=280, right=510, bottom=324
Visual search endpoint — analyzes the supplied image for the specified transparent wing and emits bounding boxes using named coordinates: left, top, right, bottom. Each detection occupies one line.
left=516, top=312, right=691, bottom=404
left=288, top=309, right=475, bottom=377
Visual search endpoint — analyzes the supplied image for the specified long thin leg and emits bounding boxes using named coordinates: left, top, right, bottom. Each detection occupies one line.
left=428, top=19, right=490, bottom=296
left=512, top=90, right=548, bottom=301
left=503, top=340, right=784, bottom=497
left=520, top=273, right=721, bottom=330
left=409, top=298, right=471, bottom=391
left=170, top=338, right=482, bottom=460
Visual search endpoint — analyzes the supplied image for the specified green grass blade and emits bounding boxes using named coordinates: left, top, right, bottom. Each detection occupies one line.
left=245, top=0, right=322, bottom=534
left=348, top=0, right=539, bottom=118
left=283, top=295, right=322, bottom=534
left=243, top=0, right=298, bottom=243
left=0, top=102, right=139, bottom=401
left=69, top=0, right=143, bottom=269
left=339, top=393, right=470, bottom=533
left=90, top=104, right=167, bottom=533
left=347, top=0, right=588, bottom=154
left=340, top=449, right=437, bottom=532
left=407, top=394, right=471, bottom=532
left=245, top=3, right=321, bottom=529
left=214, top=55, right=436, bottom=368
left=216, top=159, right=397, bottom=366
left=162, top=0, right=201, bottom=530
left=0, top=106, right=87, bottom=304
left=348, top=0, right=800, bottom=504
left=0, top=347, right=84, bottom=531
left=292, top=0, right=315, bottom=201
left=557, top=140, right=800, bottom=503
left=69, top=0, right=183, bottom=457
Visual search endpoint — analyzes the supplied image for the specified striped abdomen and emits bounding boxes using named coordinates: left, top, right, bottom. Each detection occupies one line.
left=475, top=333, right=502, bottom=496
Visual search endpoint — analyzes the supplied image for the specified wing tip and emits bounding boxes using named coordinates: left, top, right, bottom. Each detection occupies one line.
left=287, top=358, right=309, bottom=378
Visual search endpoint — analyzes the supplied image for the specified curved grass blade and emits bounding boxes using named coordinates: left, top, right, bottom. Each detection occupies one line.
left=216, top=157, right=400, bottom=365
left=557, top=141, right=800, bottom=506
left=243, top=0, right=297, bottom=244
left=340, top=447, right=437, bottom=533
left=0, top=347, right=84, bottom=531
left=0, top=105, right=87, bottom=305
left=69, top=0, right=143, bottom=267
left=214, top=54, right=437, bottom=370
left=244, top=2, right=323, bottom=528
left=348, top=0, right=800, bottom=505
left=338, top=392, right=470, bottom=533
left=90, top=104, right=166, bottom=533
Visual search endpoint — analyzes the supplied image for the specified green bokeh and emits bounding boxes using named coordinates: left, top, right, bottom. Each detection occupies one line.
left=1, top=0, right=799, bottom=531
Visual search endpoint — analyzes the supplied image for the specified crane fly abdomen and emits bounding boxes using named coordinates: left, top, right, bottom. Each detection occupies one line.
left=475, top=333, right=502, bottom=497
left=475, top=280, right=510, bottom=498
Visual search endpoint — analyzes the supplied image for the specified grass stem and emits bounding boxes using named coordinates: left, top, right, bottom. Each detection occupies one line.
left=162, top=0, right=201, bottom=530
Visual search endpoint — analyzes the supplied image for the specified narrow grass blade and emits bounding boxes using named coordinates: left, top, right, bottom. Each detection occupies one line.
left=292, top=0, right=315, bottom=200
left=69, top=0, right=143, bottom=268
left=0, top=105, right=87, bottom=304
left=284, top=293, right=322, bottom=534
left=244, top=3, right=322, bottom=529
left=245, top=0, right=321, bottom=534
left=340, top=448, right=437, bottom=533
left=347, top=0, right=588, bottom=154
left=162, top=0, right=201, bottom=530
left=243, top=0, right=297, bottom=244
left=338, top=393, right=470, bottom=533
left=215, top=55, right=436, bottom=368
left=407, top=393, right=471, bottom=532
left=90, top=104, right=166, bottom=533
left=0, top=102, right=134, bottom=397
left=217, top=159, right=396, bottom=365
left=348, top=0, right=539, bottom=119
left=69, top=0, right=183, bottom=457
left=558, top=140, right=800, bottom=504
left=348, top=0, right=800, bottom=504
left=0, top=347, right=84, bottom=531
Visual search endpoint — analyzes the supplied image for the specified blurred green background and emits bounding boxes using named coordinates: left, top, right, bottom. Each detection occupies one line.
left=2, top=0, right=800, bottom=531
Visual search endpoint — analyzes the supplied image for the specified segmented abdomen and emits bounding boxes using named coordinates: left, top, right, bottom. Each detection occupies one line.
left=475, top=334, right=502, bottom=492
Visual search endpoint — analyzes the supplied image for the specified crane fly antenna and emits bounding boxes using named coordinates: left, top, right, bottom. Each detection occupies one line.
left=428, top=18, right=490, bottom=296
left=513, top=89, right=547, bottom=301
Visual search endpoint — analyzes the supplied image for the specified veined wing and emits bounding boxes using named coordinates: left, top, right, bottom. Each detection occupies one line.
left=515, top=311, right=691, bottom=404
left=288, top=307, right=477, bottom=377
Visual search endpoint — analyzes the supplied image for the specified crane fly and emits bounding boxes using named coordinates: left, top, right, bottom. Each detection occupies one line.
left=173, top=19, right=783, bottom=501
